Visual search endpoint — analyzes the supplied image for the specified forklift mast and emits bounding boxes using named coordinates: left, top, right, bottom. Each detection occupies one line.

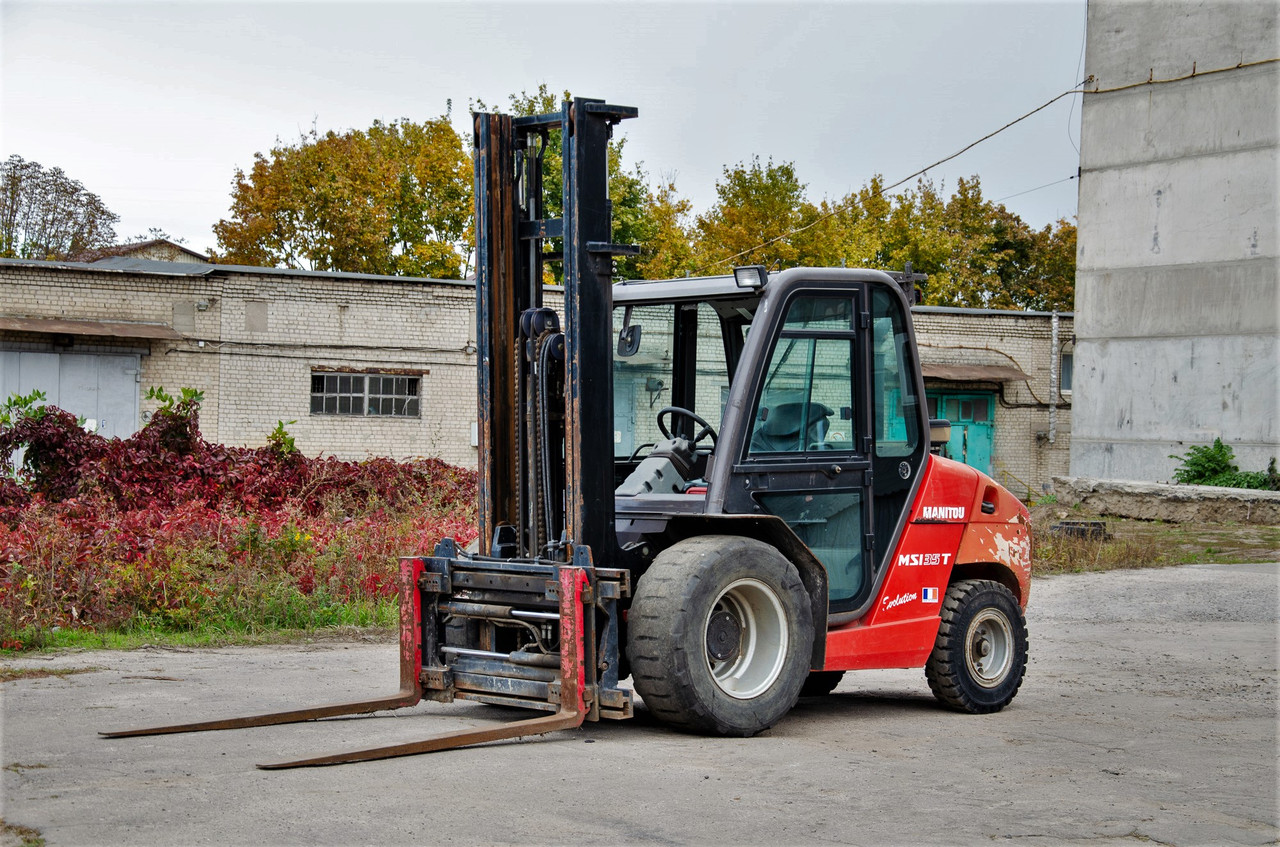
left=473, top=98, right=637, bottom=562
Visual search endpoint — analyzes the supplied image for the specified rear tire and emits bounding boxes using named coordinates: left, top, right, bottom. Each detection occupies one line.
left=627, top=536, right=813, bottom=736
left=925, top=579, right=1027, bottom=714
left=799, top=670, right=845, bottom=697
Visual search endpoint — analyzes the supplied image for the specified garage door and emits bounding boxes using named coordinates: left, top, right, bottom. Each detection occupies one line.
left=0, top=351, right=141, bottom=439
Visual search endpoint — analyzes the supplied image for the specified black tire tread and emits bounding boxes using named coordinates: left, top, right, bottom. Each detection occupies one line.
left=627, top=535, right=811, bottom=736
left=925, top=579, right=1028, bottom=714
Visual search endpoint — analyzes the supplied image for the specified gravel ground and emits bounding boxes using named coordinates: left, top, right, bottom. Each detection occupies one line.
left=2, top=561, right=1276, bottom=846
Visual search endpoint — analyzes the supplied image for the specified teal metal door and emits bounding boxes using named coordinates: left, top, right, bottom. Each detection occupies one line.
left=926, top=391, right=994, bottom=475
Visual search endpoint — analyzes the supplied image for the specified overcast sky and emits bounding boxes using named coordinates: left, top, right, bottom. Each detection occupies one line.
left=2, top=0, right=1088, bottom=258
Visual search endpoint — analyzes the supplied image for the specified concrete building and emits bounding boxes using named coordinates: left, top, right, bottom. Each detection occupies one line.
left=1071, top=1, right=1279, bottom=481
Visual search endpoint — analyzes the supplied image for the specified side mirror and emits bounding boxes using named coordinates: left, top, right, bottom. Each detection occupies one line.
left=617, top=324, right=642, bottom=357
left=617, top=304, right=641, bottom=357
left=929, top=418, right=951, bottom=446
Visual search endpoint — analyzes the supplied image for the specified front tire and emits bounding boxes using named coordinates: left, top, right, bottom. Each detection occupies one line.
left=627, top=536, right=813, bottom=736
left=925, top=579, right=1028, bottom=714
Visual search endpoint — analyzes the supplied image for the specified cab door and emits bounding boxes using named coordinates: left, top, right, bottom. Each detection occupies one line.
left=721, top=289, right=875, bottom=615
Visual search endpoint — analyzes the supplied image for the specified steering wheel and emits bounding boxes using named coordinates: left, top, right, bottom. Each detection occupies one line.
left=656, top=406, right=718, bottom=451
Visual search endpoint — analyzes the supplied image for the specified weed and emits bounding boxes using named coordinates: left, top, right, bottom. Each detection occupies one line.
left=1169, top=439, right=1279, bottom=490
left=0, top=667, right=102, bottom=683
left=3, top=763, right=50, bottom=773
left=1031, top=504, right=1280, bottom=574
left=0, top=818, right=45, bottom=847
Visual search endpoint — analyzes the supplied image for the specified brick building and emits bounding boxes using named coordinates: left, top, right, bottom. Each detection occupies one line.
left=913, top=306, right=1072, bottom=499
left=68, top=237, right=210, bottom=265
left=0, top=257, right=1070, bottom=495
left=0, top=257, right=479, bottom=467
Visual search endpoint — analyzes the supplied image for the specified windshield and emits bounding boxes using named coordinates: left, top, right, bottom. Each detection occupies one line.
left=612, top=299, right=748, bottom=459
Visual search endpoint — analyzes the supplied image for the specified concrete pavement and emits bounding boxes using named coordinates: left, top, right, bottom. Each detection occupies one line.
left=2, top=562, right=1277, bottom=846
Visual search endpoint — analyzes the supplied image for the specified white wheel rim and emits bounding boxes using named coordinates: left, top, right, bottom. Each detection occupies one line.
left=965, top=608, right=1014, bottom=688
left=704, top=578, right=788, bottom=699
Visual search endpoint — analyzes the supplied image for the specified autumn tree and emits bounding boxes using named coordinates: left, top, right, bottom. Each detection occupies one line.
left=0, top=155, right=119, bottom=260
left=634, top=179, right=696, bottom=279
left=685, top=162, right=1075, bottom=310
left=852, top=175, right=1076, bottom=311
left=213, top=113, right=471, bottom=278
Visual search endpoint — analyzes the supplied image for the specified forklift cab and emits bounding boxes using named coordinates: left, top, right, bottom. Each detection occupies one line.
left=612, top=267, right=929, bottom=617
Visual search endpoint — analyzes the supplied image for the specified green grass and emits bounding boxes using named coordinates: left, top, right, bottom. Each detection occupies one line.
left=1, top=595, right=398, bottom=655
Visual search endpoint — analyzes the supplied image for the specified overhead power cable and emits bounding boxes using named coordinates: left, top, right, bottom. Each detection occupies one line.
left=995, top=175, right=1077, bottom=203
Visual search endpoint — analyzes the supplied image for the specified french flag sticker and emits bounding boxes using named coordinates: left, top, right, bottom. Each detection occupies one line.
left=922, top=587, right=939, bottom=603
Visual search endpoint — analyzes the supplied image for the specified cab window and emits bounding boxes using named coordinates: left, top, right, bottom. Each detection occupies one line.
left=871, top=288, right=920, bottom=457
left=612, top=302, right=734, bottom=459
left=748, top=296, right=857, bottom=456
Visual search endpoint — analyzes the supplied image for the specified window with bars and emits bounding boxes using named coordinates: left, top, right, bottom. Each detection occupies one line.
left=310, top=372, right=421, bottom=417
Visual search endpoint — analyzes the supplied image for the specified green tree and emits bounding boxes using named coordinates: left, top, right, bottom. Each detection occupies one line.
left=0, top=155, right=119, bottom=260
left=692, top=156, right=812, bottom=273
left=810, top=175, right=1077, bottom=310
left=1022, top=218, right=1076, bottom=311
left=213, top=113, right=472, bottom=278
left=473, top=84, right=651, bottom=280
left=685, top=165, right=1075, bottom=309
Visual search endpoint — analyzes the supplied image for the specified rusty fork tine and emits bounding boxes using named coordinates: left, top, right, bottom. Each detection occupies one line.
left=99, top=687, right=422, bottom=738
left=256, top=707, right=582, bottom=769
left=102, top=557, right=427, bottom=740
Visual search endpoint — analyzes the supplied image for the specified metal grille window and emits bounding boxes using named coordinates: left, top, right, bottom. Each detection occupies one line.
left=367, top=375, right=420, bottom=416
left=310, top=372, right=420, bottom=417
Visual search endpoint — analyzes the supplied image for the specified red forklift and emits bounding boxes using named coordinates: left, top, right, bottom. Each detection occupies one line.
left=105, top=98, right=1030, bottom=767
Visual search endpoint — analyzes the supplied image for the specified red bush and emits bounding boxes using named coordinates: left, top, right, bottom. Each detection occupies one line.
left=0, top=397, right=478, bottom=643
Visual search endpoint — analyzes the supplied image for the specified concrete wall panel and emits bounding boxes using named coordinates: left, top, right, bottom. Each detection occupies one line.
left=1070, top=333, right=1278, bottom=480
left=1076, top=146, right=1277, bottom=270
left=1079, top=67, right=1278, bottom=171
left=1070, top=437, right=1278, bottom=485
left=1074, top=258, right=1279, bottom=338
left=1084, top=1, right=1277, bottom=85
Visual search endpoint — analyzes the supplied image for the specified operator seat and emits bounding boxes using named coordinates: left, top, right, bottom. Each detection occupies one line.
left=750, top=401, right=833, bottom=453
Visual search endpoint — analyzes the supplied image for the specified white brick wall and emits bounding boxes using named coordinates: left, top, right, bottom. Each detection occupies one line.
left=0, top=262, right=480, bottom=466
left=1, top=261, right=1071, bottom=494
left=913, top=308, right=1073, bottom=498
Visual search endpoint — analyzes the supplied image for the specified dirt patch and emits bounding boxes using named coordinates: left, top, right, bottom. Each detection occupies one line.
left=0, top=818, right=45, bottom=847
left=1031, top=504, right=1280, bottom=575
left=0, top=666, right=101, bottom=684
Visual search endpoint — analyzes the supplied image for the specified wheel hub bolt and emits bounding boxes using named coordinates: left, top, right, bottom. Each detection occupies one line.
left=706, top=611, right=742, bottom=662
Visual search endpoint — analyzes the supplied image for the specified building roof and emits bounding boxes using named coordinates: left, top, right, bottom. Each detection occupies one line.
left=914, top=304, right=1074, bottom=319
left=68, top=238, right=210, bottom=264
left=0, top=256, right=468, bottom=286
left=921, top=363, right=1029, bottom=383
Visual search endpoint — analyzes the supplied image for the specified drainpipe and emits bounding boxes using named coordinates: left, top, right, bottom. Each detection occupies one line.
left=1048, top=311, right=1059, bottom=444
